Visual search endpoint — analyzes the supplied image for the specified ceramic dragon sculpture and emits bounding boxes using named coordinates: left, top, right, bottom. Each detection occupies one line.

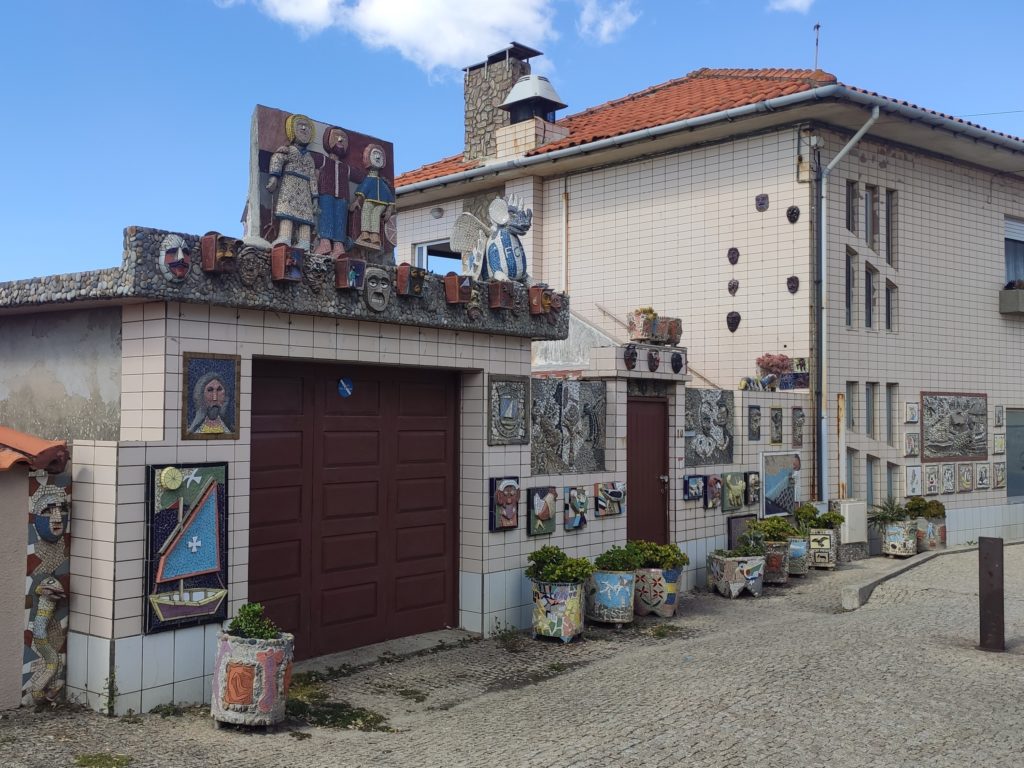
left=449, top=195, right=533, bottom=281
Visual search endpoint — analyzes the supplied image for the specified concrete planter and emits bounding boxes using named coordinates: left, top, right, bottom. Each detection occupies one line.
left=585, top=570, right=636, bottom=626
left=706, top=553, right=765, bottom=598
left=883, top=521, right=918, bottom=557
left=763, top=541, right=790, bottom=584
left=532, top=580, right=584, bottom=642
left=916, top=517, right=947, bottom=552
left=787, top=536, right=810, bottom=575
left=634, top=567, right=684, bottom=618
left=998, top=289, right=1024, bottom=315
left=211, top=631, right=295, bottom=728
left=808, top=527, right=840, bottom=569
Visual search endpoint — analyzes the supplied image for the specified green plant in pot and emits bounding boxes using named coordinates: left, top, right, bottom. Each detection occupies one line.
left=869, top=496, right=916, bottom=558
left=911, top=497, right=947, bottom=552
left=804, top=506, right=844, bottom=569
left=526, top=545, right=595, bottom=642
left=745, top=517, right=798, bottom=584
left=626, top=540, right=690, bottom=617
left=586, top=545, right=643, bottom=626
left=211, top=602, right=295, bottom=728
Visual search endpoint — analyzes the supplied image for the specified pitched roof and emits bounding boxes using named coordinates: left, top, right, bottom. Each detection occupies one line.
left=0, top=426, right=70, bottom=473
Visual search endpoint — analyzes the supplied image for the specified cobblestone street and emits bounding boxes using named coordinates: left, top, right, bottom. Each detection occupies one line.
left=3, top=546, right=1022, bottom=768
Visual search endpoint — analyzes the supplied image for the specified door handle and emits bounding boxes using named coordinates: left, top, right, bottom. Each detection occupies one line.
left=658, top=475, right=669, bottom=483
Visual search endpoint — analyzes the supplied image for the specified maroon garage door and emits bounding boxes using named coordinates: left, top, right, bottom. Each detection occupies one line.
left=249, top=361, right=458, bottom=660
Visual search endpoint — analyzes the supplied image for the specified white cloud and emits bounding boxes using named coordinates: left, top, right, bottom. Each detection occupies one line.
left=767, top=0, right=815, bottom=12
left=225, top=0, right=559, bottom=71
left=576, top=0, right=638, bottom=44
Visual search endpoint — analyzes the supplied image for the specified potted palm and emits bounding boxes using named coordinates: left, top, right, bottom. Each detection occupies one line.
left=869, top=497, right=915, bottom=557
left=807, top=509, right=844, bottom=569
left=745, top=516, right=799, bottom=585
left=211, top=603, right=295, bottom=728
left=627, top=540, right=690, bottom=617
left=707, top=534, right=765, bottom=599
left=586, top=545, right=643, bottom=627
left=910, top=497, right=947, bottom=552
left=526, top=545, right=595, bottom=642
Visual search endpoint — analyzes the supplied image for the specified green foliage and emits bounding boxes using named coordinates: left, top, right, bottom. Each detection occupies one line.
left=745, top=516, right=798, bottom=541
left=548, top=557, right=596, bottom=583
left=227, top=602, right=281, bottom=640
left=793, top=503, right=819, bottom=528
left=492, top=619, right=528, bottom=653
left=633, top=306, right=657, bottom=319
left=594, top=545, right=643, bottom=571
left=905, top=496, right=929, bottom=517
left=868, top=496, right=909, bottom=528
left=924, top=499, right=946, bottom=519
left=625, top=540, right=690, bottom=570
left=814, top=510, right=846, bottom=529
left=525, top=545, right=567, bottom=580
left=525, top=545, right=594, bottom=582
left=74, top=755, right=132, bottom=768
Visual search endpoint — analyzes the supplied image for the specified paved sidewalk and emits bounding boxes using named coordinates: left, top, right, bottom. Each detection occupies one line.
left=2, top=549, right=1021, bottom=768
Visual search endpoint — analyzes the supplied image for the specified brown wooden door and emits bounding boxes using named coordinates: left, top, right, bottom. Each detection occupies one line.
left=250, top=361, right=458, bottom=660
left=627, top=397, right=669, bottom=544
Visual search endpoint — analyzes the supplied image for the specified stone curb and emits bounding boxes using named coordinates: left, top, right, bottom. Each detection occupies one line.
left=841, top=538, right=1024, bottom=611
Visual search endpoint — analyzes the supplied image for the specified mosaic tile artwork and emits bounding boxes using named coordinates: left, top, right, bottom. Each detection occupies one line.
left=683, top=475, right=705, bottom=501
left=158, top=233, right=192, bottom=283
left=924, top=464, right=940, bottom=495
left=594, top=482, right=626, bottom=517
left=704, top=475, right=723, bottom=510
left=722, top=472, right=746, bottom=513
left=531, top=379, right=606, bottom=474
left=181, top=353, right=241, bottom=441
left=634, top=568, right=683, bottom=618
left=957, top=463, right=974, bottom=493
left=586, top=571, right=635, bottom=625
left=487, top=375, right=529, bottom=446
left=707, top=553, right=764, bottom=598
left=995, top=462, right=1007, bottom=489
left=995, top=406, right=1005, bottom=428
left=941, top=464, right=956, bottom=494
left=23, top=471, right=71, bottom=706
left=489, top=477, right=520, bottom=532
left=770, top=407, right=783, bottom=444
left=563, top=486, right=588, bottom=531
left=211, top=632, right=294, bottom=727
left=976, top=463, right=991, bottom=490
left=745, top=472, right=761, bottom=506
left=905, top=433, right=920, bottom=458
left=905, top=402, right=920, bottom=423
left=684, top=389, right=734, bottom=466
left=922, top=392, right=988, bottom=462
left=906, top=465, right=922, bottom=497
left=532, top=581, right=583, bottom=642
left=527, top=487, right=558, bottom=536
left=763, top=452, right=801, bottom=516
left=450, top=194, right=532, bottom=281
left=994, top=433, right=1006, bottom=455
left=792, top=408, right=805, bottom=448
left=748, top=405, right=761, bottom=441
left=145, top=464, right=229, bottom=633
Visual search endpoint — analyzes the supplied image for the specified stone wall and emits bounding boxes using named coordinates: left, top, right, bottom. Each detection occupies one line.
left=464, top=57, right=530, bottom=161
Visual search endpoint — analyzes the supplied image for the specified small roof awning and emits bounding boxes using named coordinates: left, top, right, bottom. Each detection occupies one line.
left=0, top=426, right=69, bottom=474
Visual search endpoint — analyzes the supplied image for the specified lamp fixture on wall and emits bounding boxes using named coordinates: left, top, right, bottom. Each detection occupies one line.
left=430, top=206, right=445, bottom=219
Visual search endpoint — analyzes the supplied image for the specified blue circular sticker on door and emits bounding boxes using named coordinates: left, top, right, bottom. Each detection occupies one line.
left=337, top=377, right=354, bottom=398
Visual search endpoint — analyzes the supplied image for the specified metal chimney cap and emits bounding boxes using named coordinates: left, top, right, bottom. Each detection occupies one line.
left=499, top=75, right=567, bottom=112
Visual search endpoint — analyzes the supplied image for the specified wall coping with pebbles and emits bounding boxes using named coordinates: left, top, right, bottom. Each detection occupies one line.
left=0, top=227, right=568, bottom=340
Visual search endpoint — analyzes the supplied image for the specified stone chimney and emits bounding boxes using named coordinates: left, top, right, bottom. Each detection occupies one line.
left=463, top=43, right=542, bottom=161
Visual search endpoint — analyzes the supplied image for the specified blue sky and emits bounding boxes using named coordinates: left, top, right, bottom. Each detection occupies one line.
left=2, top=0, right=1022, bottom=281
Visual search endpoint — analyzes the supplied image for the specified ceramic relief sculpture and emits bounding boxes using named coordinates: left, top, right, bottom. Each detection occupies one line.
left=622, top=344, right=638, bottom=370
left=917, top=517, right=947, bottom=552
left=726, top=311, right=741, bottom=333
left=467, top=284, right=484, bottom=322
left=905, top=402, right=920, bottom=423
left=396, top=263, right=427, bottom=297
left=363, top=266, right=392, bottom=312
left=145, top=464, right=229, bottom=633
left=626, top=309, right=682, bottom=345
left=924, top=465, right=940, bottom=495
left=745, top=472, right=761, bottom=506
left=314, top=126, right=352, bottom=257
left=450, top=195, right=532, bottom=281
left=488, top=375, right=529, bottom=446
left=770, top=407, right=784, bottom=444
left=994, top=433, right=1006, bottom=455
left=763, top=452, right=800, bottom=516
left=906, top=465, right=922, bottom=496
left=994, top=462, right=1007, bottom=489
left=351, top=144, right=396, bottom=252
left=489, top=478, right=521, bottom=531
left=722, top=473, right=746, bottom=513
left=266, top=113, right=318, bottom=252
left=808, top=528, right=839, bottom=568
left=182, top=353, right=241, bottom=440
left=704, top=475, right=723, bottom=510
left=200, top=231, right=241, bottom=274
left=707, top=553, right=765, bottom=598
left=594, top=482, right=626, bottom=517
left=786, top=205, right=800, bottom=223
left=792, top=407, right=805, bottom=448
left=270, top=244, right=304, bottom=283
left=905, top=433, right=920, bottom=458
left=527, top=487, right=558, bottom=536
left=532, top=581, right=583, bottom=642
left=212, top=629, right=294, bottom=727
left=563, top=486, right=588, bottom=530
left=336, top=257, right=367, bottom=289
left=976, top=463, right=991, bottom=490
left=158, top=233, right=191, bottom=283
left=740, top=374, right=780, bottom=392
left=671, top=351, right=686, bottom=374
left=957, top=463, right=974, bottom=492
left=762, top=541, right=790, bottom=585
left=531, top=379, right=606, bottom=474
left=728, top=279, right=739, bottom=296
left=23, top=473, right=71, bottom=706
left=586, top=571, right=636, bottom=626
left=634, top=568, right=684, bottom=618
left=941, top=463, right=956, bottom=494
left=921, top=392, right=988, bottom=461
left=647, top=349, right=660, bottom=372
left=727, top=247, right=740, bottom=265
left=748, top=405, right=762, bottom=441
left=684, top=389, right=734, bottom=466
left=995, top=405, right=1005, bottom=428
left=755, top=194, right=769, bottom=211
left=683, top=475, right=705, bottom=501
left=787, top=276, right=800, bottom=294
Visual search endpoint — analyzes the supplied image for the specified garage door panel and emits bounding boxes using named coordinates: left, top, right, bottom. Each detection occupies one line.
left=393, top=571, right=446, bottom=612
left=323, top=431, right=380, bottom=466
left=394, top=477, right=447, bottom=515
left=398, top=381, right=448, bottom=416
left=397, top=430, right=448, bottom=463
left=394, top=524, right=446, bottom=562
left=251, top=486, right=303, bottom=526
left=260, top=594, right=302, bottom=632
left=323, top=378, right=381, bottom=415
left=319, top=583, right=379, bottom=625
left=321, top=532, right=379, bottom=572
left=248, top=540, right=303, bottom=582
left=253, top=377, right=304, bottom=415
left=321, top=481, right=380, bottom=519
left=252, top=431, right=304, bottom=472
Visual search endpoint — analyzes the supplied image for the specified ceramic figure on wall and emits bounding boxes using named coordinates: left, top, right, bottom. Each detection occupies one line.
left=683, top=475, right=705, bottom=501
left=622, top=344, right=638, bottom=370
left=726, top=311, right=741, bottom=333
left=924, top=464, right=940, bottom=495
left=792, top=407, right=805, bottom=448
left=763, top=452, right=800, bottom=516
left=995, top=406, right=1004, bottom=428
left=905, top=433, right=920, bottom=458
left=527, top=487, right=558, bottom=536
left=749, top=405, right=761, bottom=441
left=787, top=275, right=800, bottom=293
left=684, top=389, right=734, bottom=466
left=957, top=463, right=974, bottom=492
left=350, top=144, right=396, bottom=251
left=201, top=232, right=241, bottom=274
left=145, top=464, right=229, bottom=633
left=314, top=126, right=352, bottom=257
left=976, top=463, right=991, bottom=490
left=727, top=247, right=740, bottom=265
left=786, top=206, right=800, bottom=223
left=722, top=473, right=746, bottom=513
left=489, top=478, right=521, bottom=531
left=182, top=353, right=241, bottom=440
left=564, top=486, right=588, bottom=530
left=335, top=257, right=367, bottom=289
left=704, top=475, right=723, bottom=510
left=728, top=279, right=739, bottom=296
left=671, top=351, right=686, bottom=374
left=941, top=463, right=956, bottom=494
left=647, top=349, right=660, bottom=372
left=362, top=266, right=392, bottom=312
left=267, top=114, right=318, bottom=251
left=396, top=263, right=427, bottom=297
left=531, top=379, right=606, bottom=474
left=271, top=244, right=304, bottom=282
left=488, top=375, right=529, bottom=446
left=158, top=233, right=191, bottom=283
left=770, top=407, right=783, bottom=444
left=995, top=462, right=1007, bottom=489
left=745, top=472, right=761, bottom=506
left=450, top=195, right=532, bottom=281
left=922, top=392, right=988, bottom=461
left=23, top=475, right=71, bottom=706
left=755, top=193, right=770, bottom=211
left=994, top=433, right=1006, bottom=455
left=594, top=482, right=626, bottom=516
left=905, top=402, right=920, bottom=423
left=906, top=465, right=922, bottom=496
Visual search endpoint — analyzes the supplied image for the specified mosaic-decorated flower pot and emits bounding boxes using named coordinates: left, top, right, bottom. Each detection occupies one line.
left=211, top=631, right=294, bottom=727
left=585, top=570, right=636, bottom=626
left=627, top=311, right=657, bottom=343
left=762, top=541, right=790, bottom=585
left=808, top=527, right=840, bottom=569
left=787, top=536, right=809, bottom=575
left=706, top=554, right=765, bottom=598
left=916, top=517, right=947, bottom=552
left=532, top=581, right=584, bottom=642
left=633, top=567, right=684, bottom=618
left=883, top=521, right=917, bottom=558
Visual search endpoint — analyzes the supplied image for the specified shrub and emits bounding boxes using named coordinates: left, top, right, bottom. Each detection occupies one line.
left=525, top=545, right=594, bottom=583
left=227, top=603, right=280, bottom=640
left=813, top=510, right=845, bottom=529
left=525, top=545, right=567, bottom=580
left=905, top=496, right=929, bottom=517
left=594, top=545, right=643, bottom=572
left=756, top=353, right=793, bottom=377
left=626, top=540, right=690, bottom=570
left=868, top=496, right=909, bottom=528
left=746, top=516, right=798, bottom=541
left=924, top=499, right=946, bottom=519
left=793, top=503, right=819, bottom=529
left=547, top=557, right=596, bottom=583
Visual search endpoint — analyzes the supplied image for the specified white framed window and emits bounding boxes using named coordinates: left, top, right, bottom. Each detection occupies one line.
left=1006, top=218, right=1024, bottom=284
left=864, top=185, right=879, bottom=250
left=413, top=239, right=462, bottom=275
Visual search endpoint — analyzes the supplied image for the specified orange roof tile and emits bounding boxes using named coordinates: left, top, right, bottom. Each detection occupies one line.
left=396, top=153, right=481, bottom=187
left=0, top=426, right=69, bottom=474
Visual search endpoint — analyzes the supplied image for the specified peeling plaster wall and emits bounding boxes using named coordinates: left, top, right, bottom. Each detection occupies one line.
left=0, top=470, right=25, bottom=709
left=0, top=308, right=121, bottom=441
